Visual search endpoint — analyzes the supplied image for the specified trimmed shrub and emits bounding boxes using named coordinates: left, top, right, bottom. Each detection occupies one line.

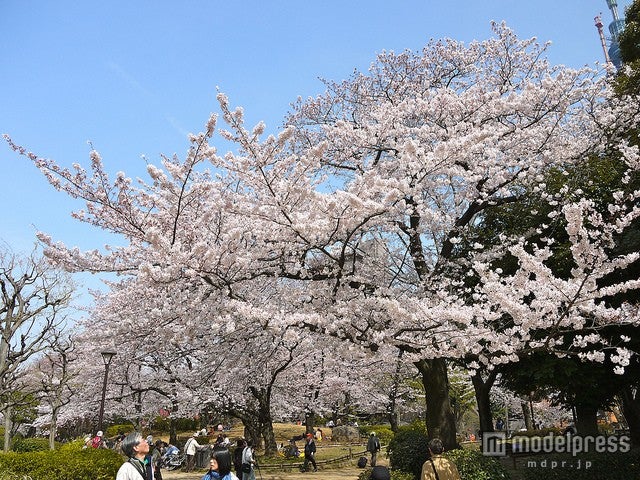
left=387, top=422, right=510, bottom=480
left=106, top=424, right=134, bottom=437
left=12, top=437, right=54, bottom=452
left=358, top=467, right=414, bottom=480
left=361, top=425, right=395, bottom=445
left=387, top=423, right=429, bottom=478
left=0, top=447, right=121, bottom=480
left=443, top=448, right=510, bottom=480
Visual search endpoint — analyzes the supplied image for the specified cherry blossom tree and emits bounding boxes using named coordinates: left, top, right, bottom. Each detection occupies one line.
left=5, top=22, right=640, bottom=450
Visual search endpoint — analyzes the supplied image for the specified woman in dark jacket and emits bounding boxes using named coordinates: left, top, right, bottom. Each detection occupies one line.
left=233, top=439, right=246, bottom=480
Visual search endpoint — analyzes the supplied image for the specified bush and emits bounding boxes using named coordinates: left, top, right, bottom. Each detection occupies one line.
left=521, top=450, right=640, bottom=480
left=357, top=467, right=414, bottom=480
left=361, top=425, right=395, bottom=445
left=387, top=423, right=429, bottom=478
left=387, top=422, right=510, bottom=480
left=12, top=437, right=53, bottom=452
left=0, top=448, right=122, bottom=480
left=443, top=448, right=510, bottom=480
left=106, top=424, right=134, bottom=438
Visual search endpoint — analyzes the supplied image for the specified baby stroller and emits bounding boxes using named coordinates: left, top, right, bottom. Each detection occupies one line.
left=161, top=451, right=186, bottom=471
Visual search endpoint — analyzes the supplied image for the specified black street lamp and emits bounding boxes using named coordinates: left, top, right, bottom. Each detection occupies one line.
left=97, top=350, right=117, bottom=433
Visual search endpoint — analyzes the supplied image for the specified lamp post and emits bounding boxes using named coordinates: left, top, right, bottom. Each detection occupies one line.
left=97, top=350, right=117, bottom=433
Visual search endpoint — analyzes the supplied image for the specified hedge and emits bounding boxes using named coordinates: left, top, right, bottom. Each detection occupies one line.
left=387, top=422, right=510, bottom=480
left=0, top=447, right=122, bottom=480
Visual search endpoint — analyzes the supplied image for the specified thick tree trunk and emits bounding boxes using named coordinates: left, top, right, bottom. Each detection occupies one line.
left=388, top=411, right=399, bottom=433
left=243, top=419, right=262, bottom=449
left=575, top=404, right=599, bottom=436
left=620, top=388, right=640, bottom=447
left=258, top=407, right=277, bottom=456
left=249, top=386, right=278, bottom=456
left=304, top=410, right=316, bottom=436
left=414, top=358, right=457, bottom=450
left=471, top=370, right=497, bottom=437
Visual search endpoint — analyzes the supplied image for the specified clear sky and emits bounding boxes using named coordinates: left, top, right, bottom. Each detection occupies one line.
left=0, top=0, right=633, bottom=304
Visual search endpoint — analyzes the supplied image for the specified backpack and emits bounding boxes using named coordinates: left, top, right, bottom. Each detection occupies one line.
left=357, top=456, right=368, bottom=468
left=91, top=436, right=102, bottom=448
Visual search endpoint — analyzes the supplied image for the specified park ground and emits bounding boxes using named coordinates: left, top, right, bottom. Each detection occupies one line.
left=157, top=423, right=381, bottom=480
left=162, top=463, right=373, bottom=480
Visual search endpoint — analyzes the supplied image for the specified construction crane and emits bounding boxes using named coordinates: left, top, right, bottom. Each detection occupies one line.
left=595, top=14, right=612, bottom=65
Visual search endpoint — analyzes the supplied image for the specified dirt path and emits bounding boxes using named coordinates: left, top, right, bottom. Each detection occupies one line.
left=161, top=460, right=385, bottom=480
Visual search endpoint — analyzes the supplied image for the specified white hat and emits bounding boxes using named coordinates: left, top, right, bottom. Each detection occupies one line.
left=97, top=431, right=103, bottom=437
left=193, top=432, right=198, bottom=437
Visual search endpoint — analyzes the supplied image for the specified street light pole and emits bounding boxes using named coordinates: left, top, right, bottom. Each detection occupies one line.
left=97, top=350, right=117, bottom=433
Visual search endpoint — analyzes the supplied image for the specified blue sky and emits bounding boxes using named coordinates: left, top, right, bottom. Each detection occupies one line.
left=0, top=0, right=632, bottom=304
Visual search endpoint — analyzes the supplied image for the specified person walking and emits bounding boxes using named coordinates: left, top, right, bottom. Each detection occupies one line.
left=184, top=433, right=201, bottom=472
left=367, top=432, right=381, bottom=467
left=233, top=439, right=246, bottom=480
left=420, top=438, right=461, bottom=480
left=116, top=432, right=151, bottom=480
left=151, top=440, right=164, bottom=480
left=303, top=432, right=318, bottom=472
left=241, top=440, right=256, bottom=480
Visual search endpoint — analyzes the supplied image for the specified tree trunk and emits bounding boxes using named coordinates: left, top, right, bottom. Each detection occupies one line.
left=521, top=400, right=532, bottom=430
left=243, top=419, right=262, bottom=449
left=304, top=410, right=316, bottom=436
left=169, top=398, right=179, bottom=445
left=414, top=358, right=457, bottom=450
left=387, top=350, right=404, bottom=433
left=388, top=411, right=399, bottom=433
left=249, top=386, right=278, bottom=456
left=620, top=388, right=640, bottom=447
left=471, top=370, right=497, bottom=437
left=575, top=404, right=599, bottom=436
left=49, top=407, right=58, bottom=450
left=3, top=406, right=11, bottom=452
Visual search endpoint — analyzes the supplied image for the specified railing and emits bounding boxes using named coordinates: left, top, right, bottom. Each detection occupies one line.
left=257, top=444, right=372, bottom=471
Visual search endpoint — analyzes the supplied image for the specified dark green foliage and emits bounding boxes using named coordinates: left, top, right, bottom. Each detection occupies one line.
left=174, top=417, right=199, bottom=432
left=0, top=448, right=122, bottom=480
left=387, top=423, right=429, bottom=478
left=360, top=425, right=395, bottom=445
left=521, top=450, right=640, bottom=480
left=443, top=448, right=510, bottom=480
left=11, top=437, right=55, bottom=452
left=106, top=424, right=134, bottom=437
left=357, top=467, right=414, bottom=480
left=387, top=422, right=511, bottom=480
left=619, top=0, right=640, bottom=64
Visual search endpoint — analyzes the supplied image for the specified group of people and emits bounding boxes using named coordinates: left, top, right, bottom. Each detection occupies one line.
left=114, top=429, right=461, bottom=480
left=115, top=433, right=258, bottom=480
